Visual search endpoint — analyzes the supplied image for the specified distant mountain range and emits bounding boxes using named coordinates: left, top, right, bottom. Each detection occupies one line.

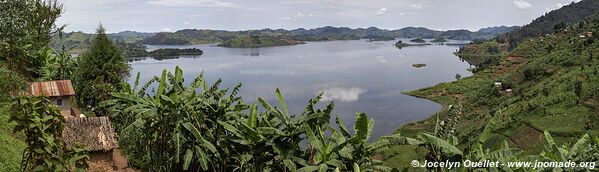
left=140, top=26, right=521, bottom=45
left=51, top=25, right=519, bottom=50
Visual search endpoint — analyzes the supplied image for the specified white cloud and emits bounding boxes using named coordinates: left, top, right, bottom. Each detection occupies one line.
left=377, top=56, right=387, bottom=63
left=321, top=87, right=367, bottom=102
left=375, top=8, right=387, bottom=15
left=410, top=4, right=423, bottom=9
left=294, top=12, right=306, bottom=17
left=183, top=22, right=190, bottom=25
left=162, top=28, right=171, bottom=31
left=281, top=17, right=291, bottom=20
left=513, top=0, right=532, bottom=9
left=147, top=0, right=240, bottom=8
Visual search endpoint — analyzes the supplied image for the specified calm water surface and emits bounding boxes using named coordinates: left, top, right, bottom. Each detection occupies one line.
left=130, top=39, right=472, bottom=138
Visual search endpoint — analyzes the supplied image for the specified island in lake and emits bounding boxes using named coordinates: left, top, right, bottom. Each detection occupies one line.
left=149, top=48, right=203, bottom=57
left=120, top=44, right=203, bottom=58
left=217, top=35, right=305, bottom=48
left=409, top=38, right=426, bottom=43
left=412, top=64, right=427, bottom=68
left=395, top=40, right=431, bottom=48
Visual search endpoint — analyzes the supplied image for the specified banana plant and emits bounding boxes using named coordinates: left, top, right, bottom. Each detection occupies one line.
left=103, top=66, right=248, bottom=171
left=538, top=131, right=599, bottom=171
left=222, top=89, right=336, bottom=171
left=301, top=112, right=413, bottom=172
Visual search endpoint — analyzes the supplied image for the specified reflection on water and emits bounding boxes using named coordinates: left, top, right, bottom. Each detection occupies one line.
left=131, top=39, right=472, bottom=138
left=321, top=86, right=367, bottom=102
left=126, top=55, right=202, bottom=62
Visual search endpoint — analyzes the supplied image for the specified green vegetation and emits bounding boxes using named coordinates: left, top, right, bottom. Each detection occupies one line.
left=3, top=0, right=599, bottom=171
left=386, top=13, right=599, bottom=169
left=49, top=31, right=154, bottom=55
left=73, top=25, right=130, bottom=115
left=455, top=41, right=508, bottom=71
left=431, top=37, right=448, bottom=43
left=116, top=41, right=148, bottom=58
left=1, top=1, right=90, bottom=171
left=102, top=67, right=407, bottom=171
left=0, top=66, right=27, bottom=101
left=496, top=0, right=599, bottom=49
left=9, top=96, right=88, bottom=171
left=118, top=45, right=204, bottom=58
left=141, top=26, right=518, bottom=45
left=218, top=35, right=305, bottom=48
left=39, top=47, right=76, bottom=81
left=148, top=48, right=203, bottom=57
left=0, top=106, right=27, bottom=172
left=395, top=40, right=431, bottom=49
left=410, top=38, right=426, bottom=43
left=412, top=64, right=427, bottom=68
left=0, top=0, right=62, bottom=78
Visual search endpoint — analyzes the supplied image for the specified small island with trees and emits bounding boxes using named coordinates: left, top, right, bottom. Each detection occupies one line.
left=412, top=63, right=427, bottom=68
left=409, top=38, right=426, bottom=43
left=119, top=43, right=203, bottom=58
left=148, top=48, right=203, bottom=57
left=395, top=40, right=431, bottom=48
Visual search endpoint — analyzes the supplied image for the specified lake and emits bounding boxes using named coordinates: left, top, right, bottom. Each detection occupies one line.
left=129, top=39, right=472, bottom=138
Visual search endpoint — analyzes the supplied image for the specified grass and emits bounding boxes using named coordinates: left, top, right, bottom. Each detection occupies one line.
left=382, top=145, right=427, bottom=171
left=0, top=105, right=27, bottom=172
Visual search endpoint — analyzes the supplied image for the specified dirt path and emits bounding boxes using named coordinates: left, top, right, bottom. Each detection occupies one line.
left=112, top=149, right=138, bottom=172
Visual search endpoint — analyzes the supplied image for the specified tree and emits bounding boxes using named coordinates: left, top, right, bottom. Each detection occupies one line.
left=73, top=25, right=130, bottom=115
left=455, top=73, right=462, bottom=81
left=39, top=47, right=76, bottom=80
left=0, top=0, right=63, bottom=77
left=0, top=66, right=27, bottom=102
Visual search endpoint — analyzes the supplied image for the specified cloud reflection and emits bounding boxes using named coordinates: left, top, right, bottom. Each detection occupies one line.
left=321, top=86, right=366, bottom=102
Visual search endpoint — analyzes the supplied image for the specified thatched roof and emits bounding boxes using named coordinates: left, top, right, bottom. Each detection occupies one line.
left=62, top=116, right=118, bottom=152
left=27, top=80, right=75, bottom=97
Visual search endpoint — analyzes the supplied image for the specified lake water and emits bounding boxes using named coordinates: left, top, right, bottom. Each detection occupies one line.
left=130, top=39, right=472, bottom=138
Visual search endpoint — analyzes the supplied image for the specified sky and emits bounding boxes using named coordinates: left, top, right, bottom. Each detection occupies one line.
left=56, top=0, right=582, bottom=33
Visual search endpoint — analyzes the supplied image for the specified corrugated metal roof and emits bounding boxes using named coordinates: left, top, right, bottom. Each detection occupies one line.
left=28, top=80, right=75, bottom=97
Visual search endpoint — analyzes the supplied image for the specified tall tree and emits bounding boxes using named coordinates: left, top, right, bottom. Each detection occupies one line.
left=0, top=0, right=63, bottom=77
left=73, top=25, right=130, bottom=115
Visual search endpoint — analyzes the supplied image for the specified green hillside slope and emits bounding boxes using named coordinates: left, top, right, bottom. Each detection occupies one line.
left=402, top=14, right=599, bottom=152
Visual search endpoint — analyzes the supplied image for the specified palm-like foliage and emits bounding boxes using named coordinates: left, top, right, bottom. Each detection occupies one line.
left=103, top=67, right=247, bottom=171
left=9, top=96, right=88, bottom=171
left=103, top=66, right=402, bottom=172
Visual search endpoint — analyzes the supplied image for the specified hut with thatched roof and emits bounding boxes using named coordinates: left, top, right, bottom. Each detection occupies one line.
left=62, top=116, right=118, bottom=151
left=62, top=116, right=121, bottom=170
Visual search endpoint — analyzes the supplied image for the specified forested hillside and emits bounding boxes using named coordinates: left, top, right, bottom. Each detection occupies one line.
left=217, top=35, right=305, bottom=48
left=389, top=14, right=599, bottom=169
left=497, top=0, right=599, bottom=48
left=49, top=31, right=154, bottom=54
